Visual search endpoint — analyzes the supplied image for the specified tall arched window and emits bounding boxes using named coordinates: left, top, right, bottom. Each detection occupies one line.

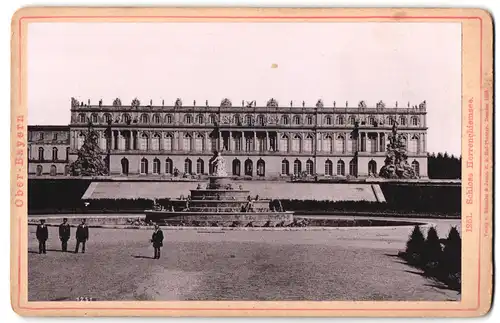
left=122, top=113, right=131, bottom=124
left=153, top=158, right=161, bottom=174
left=140, top=158, right=148, bottom=174
left=78, top=113, right=86, bottom=123
left=104, top=113, right=112, bottom=124
left=196, top=158, right=204, bottom=174
left=349, top=159, right=357, bottom=177
left=64, top=165, right=70, bottom=176
left=348, top=116, right=356, bottom=125
left=337, top=160, right=345, bottom=176
left=400, top=116, right=407, bottom=126
left=257, top=159, right=265, bottom=177
left=306, top=115, right=313, bottom=125
left=165, top=114, right=173, bottom=124
left=257, top=136, right=265, bottom=152
left=336, top=115, right=344, bottom=125
left=209, top=114, right=217, bottom=125
left=293, top=115, right=301, bottom=125
left=292, top=134, right=301, bottom=152
left=196, top=114, right=204, bottom=124
left=412, top=160, right=420, bottom=176
left=36, top=165, right=43, bottom=176
left=244, top=159, right=253, bottom=176
left=38, top=147, right=44, bottom=160
left=50, top=165, right=57, bottom=176
left=91, top=113, right=98, bottom=124
left=281, top=159, right=290, bottom=175
left=335, top=135, right=345, bottom=153
left=52, top=147, right=58, bottom=161
left=245, top=114, right=253, bottom=125
left=411, top=117, right=419, bottom=126
left=140, top=114, right=149, bottom=124
left=368, top=160, right=377, bottom=175
left=184, top=114, right=193, bottom=124
left=183, top=133, right=192, bottom=151
left=409, top=135, right=419, bottom=153
left=323, top=135, right=333, bottom=153
left=232, top=159, right=241, bottom=176
left=369, top=116, right=375, bottom=126
left=245, top=136, right=253, bottom=152
left=389, top=117, right=395, bottom=126
left=140, top=133, right=149, bottom=150
left=303, top=135, right=313, bottom=153
left=281, top=115, right=290, bottom=125
left=152, top=133, right=161, bottom=151
left=280, top=135, right=289, bottom=152
left=257, top=115, right=265, bottom=126
left=325, top=160, right=333, bottom=176
left=306, top=159, right=314, bottom=175
left=164, top=134, right=173, bottom=151
left=324, top=115, right=332, bottom=125
left=121, top=158, right=129, bottom=175
left=66, top=147, right=70, bottom=160
left=165, top=158, right=173, bottom=174
left=293, top=159, right=302, bottom=175
left=152, top=114, right=161, bottom=124
left=195, top=134, right=204, bottom=152
left=184, top=158, right=192, bottom=174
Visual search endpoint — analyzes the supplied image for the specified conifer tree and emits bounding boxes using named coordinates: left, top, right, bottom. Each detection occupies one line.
left=441, top=226, right=461, bottom=274
left=69, top=122, right=108, bottom=176
left=423, top=226, right=442, bottom=268
left=405, top=225, right=426, bottom=264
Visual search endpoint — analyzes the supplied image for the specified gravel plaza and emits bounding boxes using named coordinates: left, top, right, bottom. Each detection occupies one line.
left=28, top=217, right=461, bottom=302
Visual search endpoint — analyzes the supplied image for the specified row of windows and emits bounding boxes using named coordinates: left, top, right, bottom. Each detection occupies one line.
left=29, top=132, right=66, bottom=141
left=82, top=132, right=421, bottom=154
left=120, top=158, right=421, bottom=177
left=34, top=164, right=69, bottom=176
left=76, top=112, right=422, bottom=127
left=30, top=147, right=69, bottom=161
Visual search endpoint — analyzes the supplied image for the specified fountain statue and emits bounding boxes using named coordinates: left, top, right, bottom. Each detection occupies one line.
left=144, top=151, right=294, bottom=227
left=211, top=151, right=227, bottom=177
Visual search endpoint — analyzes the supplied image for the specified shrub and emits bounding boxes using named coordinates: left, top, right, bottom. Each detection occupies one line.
left=405, top=225, right=426, bottom=265
left=441, top=226, right=461, bottom=275
left=423, top=227, right=442, bottom=270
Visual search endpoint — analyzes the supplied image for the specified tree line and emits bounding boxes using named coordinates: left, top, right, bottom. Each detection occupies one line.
left=427, top=153, right=461, bottom=179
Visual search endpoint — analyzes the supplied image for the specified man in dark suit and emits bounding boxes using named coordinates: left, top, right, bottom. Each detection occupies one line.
left=150, top=224, right=164, bottom=259
left=74, top=219, right=89, bottom=253
left=36, top=219, right=48, bottom=254
left=58, top=218, right=71, bottom=252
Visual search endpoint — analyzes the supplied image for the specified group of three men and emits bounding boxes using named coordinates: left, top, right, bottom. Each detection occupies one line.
left=36, top=218, right=165, bottom=259
left=35, top=218, right=89, bottom=254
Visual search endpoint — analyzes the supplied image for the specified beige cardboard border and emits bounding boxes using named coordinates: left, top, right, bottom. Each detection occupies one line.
left=10, top=7, right=493, bottom=317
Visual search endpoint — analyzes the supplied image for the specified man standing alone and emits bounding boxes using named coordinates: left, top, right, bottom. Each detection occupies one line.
left=36, top=219, right=48, bottom=254
left=58, top=218, right=71, bottom=252
left=151, top=224, right=164, bottom=259
left=75, top=219, right=89, bottom=253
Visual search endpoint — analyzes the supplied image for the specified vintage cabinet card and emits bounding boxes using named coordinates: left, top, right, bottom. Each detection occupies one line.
left=10, top=7, right=493, bottom=317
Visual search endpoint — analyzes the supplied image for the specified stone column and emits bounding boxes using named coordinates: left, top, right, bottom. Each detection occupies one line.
left=229, top=131, right=233, bottom=151
left=177, top=131, right=182, bottom=151
left=253, top=131, right=257, bottom=151
left=218, top=130, right=222, bottom=151
left=266, top=131, right=270, bottom=151
left=376, top=132, right=380, bottom=152
left=423, top=133, right=427, bottom=153
left=276, top=131, right=280, bottom=152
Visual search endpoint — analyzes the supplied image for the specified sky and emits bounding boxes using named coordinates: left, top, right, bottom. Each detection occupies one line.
left=27, top=22, right=461, bottom=156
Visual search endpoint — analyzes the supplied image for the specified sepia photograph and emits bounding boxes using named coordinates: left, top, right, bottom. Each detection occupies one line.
left=10, top=7, right=493, bottom=317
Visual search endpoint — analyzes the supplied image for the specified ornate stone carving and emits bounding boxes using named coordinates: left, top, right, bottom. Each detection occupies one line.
left=316, top=99, right=324, bottom=108
left=376, top=100, right=386, bottom=109
left=419, top=100, right=427, bottom=109
left=131, top=98, right=140, bottom=107
left=379, top=123, right=418, bottom=179
left=71, top=97, right=79, bottom=108
left=220, top=98, right=232, bottom=108
left=113, top=98, right=122, bottom=107
left=211, top=151, right=227, bottom=177
left=245, top=100, right=255, bottom=108
left=358, top=101, right=367, bottom=108
left=174, top=98, right=182, bottom=108
left=267, top=98, right=278, bottom=108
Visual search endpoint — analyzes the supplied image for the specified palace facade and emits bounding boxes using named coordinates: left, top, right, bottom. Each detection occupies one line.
left=28, top=98, right=429, bottom=179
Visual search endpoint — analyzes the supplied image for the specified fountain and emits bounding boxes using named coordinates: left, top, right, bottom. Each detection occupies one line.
left=145, top=152, right=294, bottom=226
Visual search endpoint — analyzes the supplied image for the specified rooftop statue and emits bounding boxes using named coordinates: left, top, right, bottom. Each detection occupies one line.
left=211, top=151, right=227, bottom=177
